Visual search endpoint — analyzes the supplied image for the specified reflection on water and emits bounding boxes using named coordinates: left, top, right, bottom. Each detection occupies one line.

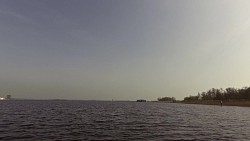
left=0, top=100, right=250, bottom=140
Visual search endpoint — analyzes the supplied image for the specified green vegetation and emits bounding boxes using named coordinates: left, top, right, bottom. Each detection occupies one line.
left=184, top=95, right=199, bottom=101
left=183, top=87, right=250, bottom=107
left=185, top=87, right=250, bottom=100
left=158, top=97, right=176, bottom=102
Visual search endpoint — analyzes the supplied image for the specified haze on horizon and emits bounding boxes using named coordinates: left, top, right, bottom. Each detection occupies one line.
left=1, top=0, right=250, bottom=100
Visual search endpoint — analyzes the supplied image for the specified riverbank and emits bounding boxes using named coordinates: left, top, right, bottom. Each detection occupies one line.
left=180, top=100, right=250, bottom=107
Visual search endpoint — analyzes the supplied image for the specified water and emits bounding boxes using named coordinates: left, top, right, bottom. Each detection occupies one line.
left=0, top=100, right=249, bottom=141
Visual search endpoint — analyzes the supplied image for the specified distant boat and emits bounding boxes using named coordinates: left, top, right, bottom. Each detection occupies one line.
left=136, top=99, right=146, bottom=102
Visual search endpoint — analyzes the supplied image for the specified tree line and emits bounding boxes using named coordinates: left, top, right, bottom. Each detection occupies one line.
left=184, top=86, right=250, bottom=101
left=158, top=97, right=176, bottom=102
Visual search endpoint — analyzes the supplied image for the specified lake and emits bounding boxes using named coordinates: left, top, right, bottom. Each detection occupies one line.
left=0, top=100, right=249, bottom=140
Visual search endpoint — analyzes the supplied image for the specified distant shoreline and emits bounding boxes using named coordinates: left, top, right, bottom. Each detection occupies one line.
left=179, top=100, right=250, bottom=107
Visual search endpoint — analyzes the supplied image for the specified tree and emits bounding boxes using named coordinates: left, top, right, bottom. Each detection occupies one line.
left=158, top=97, right=176, bottom=102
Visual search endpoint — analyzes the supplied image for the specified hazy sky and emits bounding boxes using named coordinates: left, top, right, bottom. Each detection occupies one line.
left=1, top=0, right=250, bottom=100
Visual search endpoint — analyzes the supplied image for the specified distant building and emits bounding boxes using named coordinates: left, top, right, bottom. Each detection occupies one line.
left=6, top=95, right=11, bottom=100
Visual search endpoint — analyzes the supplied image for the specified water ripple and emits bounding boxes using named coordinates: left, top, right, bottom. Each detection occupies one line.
left=0, top=101, right=250, bottom=140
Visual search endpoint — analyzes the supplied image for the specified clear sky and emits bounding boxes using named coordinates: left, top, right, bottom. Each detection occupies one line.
left=1, top=0, right=250, bottom=100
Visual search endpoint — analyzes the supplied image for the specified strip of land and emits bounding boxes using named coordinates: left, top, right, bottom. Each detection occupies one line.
left=180, top=100, right=250, bottom=107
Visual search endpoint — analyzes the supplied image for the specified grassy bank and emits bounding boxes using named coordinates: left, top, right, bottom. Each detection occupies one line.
left=180, top=100, right=250, bottom=107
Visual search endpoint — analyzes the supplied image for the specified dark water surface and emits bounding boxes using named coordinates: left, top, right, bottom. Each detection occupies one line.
left=0, top=100, right=249, bottom=141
